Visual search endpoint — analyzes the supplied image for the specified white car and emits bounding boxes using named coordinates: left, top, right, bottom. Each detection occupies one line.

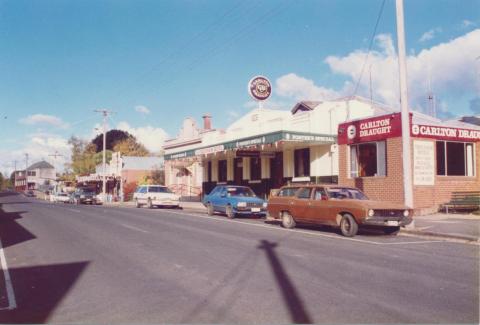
left=52, top=192, right=71, bottom=203
left=133, top=185, right=180, bottom=209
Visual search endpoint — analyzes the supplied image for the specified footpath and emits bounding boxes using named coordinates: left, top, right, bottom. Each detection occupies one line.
left=105, top=201, right=480, bottom=243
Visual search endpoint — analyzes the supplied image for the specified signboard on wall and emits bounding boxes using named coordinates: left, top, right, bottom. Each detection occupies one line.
left=413, top=140, right=435, bottom=186
left=338, top=113, right=403, bottom=144
left=411, top=124, right=480, bottom=141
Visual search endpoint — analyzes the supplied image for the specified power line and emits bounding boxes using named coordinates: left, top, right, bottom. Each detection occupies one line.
left=352, top=0, right=387, bottom=97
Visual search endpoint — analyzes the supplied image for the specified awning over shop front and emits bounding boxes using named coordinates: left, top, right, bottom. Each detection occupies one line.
left=165, top=130, right=336, bottom=160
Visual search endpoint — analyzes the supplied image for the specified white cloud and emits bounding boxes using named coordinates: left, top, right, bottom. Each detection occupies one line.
left=19, top=114, right=69, bottom=129
left=134, top=105, right=151, bottom=115
left=322, top=29, right=480, bottom=116
left=4, top=133, right=71, bottom=173
left=116, top=122, right=168, bottom=153
left=276, top=73, right=340, bottom=101
left=419, top=28, right=442, bottom=42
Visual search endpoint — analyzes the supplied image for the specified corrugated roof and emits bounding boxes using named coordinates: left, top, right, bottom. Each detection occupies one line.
left=27, top=160, right=54, bottom=170
left=122, top=156, right=164, bottom=171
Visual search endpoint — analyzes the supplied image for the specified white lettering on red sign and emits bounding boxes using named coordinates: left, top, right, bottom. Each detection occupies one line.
left=358, top=118, right=392, bottom=137
left=412, top=124, right=480, bottom=140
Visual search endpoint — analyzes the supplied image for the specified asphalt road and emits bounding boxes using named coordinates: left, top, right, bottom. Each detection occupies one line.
left=0, top=192, right=478, bottom=324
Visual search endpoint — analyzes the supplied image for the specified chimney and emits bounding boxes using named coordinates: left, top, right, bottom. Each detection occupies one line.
left=202, top=114, right=212, bottom=130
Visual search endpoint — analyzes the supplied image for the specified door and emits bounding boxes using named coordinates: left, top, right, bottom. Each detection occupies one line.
left=307, top=187, right=330, bottom=224
left=290, top=187, right=312, bottom=222
left=270, top=152, right=284, bottom=189
left=234, top=158, right=243, bottom=185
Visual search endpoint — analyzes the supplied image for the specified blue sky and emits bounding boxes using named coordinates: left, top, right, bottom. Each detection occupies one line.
left=1, top=0, right=479, bottom=173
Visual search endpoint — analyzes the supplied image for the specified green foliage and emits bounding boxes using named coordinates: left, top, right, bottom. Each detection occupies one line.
left=91, top=129, right=130, bottom=152
left=113, top=137, right=150, bottom=156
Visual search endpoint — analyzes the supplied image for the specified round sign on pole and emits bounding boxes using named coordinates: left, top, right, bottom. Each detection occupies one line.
left=248, top=76, right=272, bottom=101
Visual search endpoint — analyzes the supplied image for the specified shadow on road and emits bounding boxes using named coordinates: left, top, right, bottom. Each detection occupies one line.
left=258, top=240, right=313, bottom=324
left=0, top=261, right=89, bottom=323
left=0, top=204, right=36, bottom=249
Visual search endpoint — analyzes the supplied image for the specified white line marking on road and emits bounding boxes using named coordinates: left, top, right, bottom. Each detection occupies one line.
left=0, top=237, right=17, bottom=310
left=120, top=223, right=149, bottom=233
left=67, top=208, right=82, bottom=213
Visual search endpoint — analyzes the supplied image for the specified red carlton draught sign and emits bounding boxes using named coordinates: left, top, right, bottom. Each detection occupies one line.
left=411, top=124, right=480, bottom=141
left=338, top=113, right=402, bottom=144
left=338, top=112, right=480, bottom=144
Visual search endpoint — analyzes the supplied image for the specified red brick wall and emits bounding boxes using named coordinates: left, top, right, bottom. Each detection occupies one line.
left=339, top=137, right=405, bottom=204
left=339, top=137, right=480, bottom=214
left=121, top=170, right=151, bottom=185
left=412, top=138, right=480, bottom=212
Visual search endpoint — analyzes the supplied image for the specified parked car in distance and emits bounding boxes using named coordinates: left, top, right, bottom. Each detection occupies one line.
left=70, top=188, right=98, bottom=205
left=267, top=184, right=412, bottom=237
left=133, top=185, right=180, bottom=209
left=24, top=190, right=35, bottom=197
left=52, top=192, right=71, bottom=203
left=203, top=185, right=267, bottom=219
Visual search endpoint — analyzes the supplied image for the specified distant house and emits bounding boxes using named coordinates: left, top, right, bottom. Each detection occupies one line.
left=15, top=160, right=56, bottom=191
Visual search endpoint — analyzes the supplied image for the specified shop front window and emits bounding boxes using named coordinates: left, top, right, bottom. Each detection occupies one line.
left=294, top=148, right=310, bottom=177
left=250, top=157, right=261, bottom=180
left=218, top=160, right=227, bottom=182
left=350, top=141, right=386, bottom=177
left=436, top=141, right=475, bottom=176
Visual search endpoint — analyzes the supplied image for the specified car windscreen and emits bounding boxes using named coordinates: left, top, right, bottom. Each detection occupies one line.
left=226, top=187, right=256, bottom=197
left=326, top=187, right=368, bottom=200
left=148, top=186, right=172, bottom=193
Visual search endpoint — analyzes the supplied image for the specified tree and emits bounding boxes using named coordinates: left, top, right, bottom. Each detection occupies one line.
left=150, top=166, right=165, bottom=185
left=68, top=136, right=97, bottom=175
left=113, top=137, right=150, bottom=156
left=91, top=129, right=130, bottom=152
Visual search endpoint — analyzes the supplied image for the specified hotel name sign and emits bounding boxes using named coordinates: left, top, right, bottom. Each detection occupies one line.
left=339, top=112, right=480, bottom=144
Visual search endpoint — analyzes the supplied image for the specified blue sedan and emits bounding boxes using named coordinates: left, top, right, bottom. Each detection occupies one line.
left=203, top=185, right=267, bottom=219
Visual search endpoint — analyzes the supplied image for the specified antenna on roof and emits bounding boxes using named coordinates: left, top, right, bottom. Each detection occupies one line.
left=427, top=63, right=436, bottom=118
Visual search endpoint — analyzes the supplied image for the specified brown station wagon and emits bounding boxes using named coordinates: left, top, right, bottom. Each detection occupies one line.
left=267, top=184, right=412, bottom=237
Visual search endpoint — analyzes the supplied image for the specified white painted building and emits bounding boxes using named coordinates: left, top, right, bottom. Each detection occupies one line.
left=164, top=96, right=392, bottom=199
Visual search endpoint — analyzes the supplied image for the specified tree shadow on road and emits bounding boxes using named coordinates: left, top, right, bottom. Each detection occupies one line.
left=0, top=204, right=36, bottom=249
left=0, top=261, right=90, bottom=323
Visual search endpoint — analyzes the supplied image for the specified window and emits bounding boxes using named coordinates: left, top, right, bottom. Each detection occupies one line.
left=313, top=188, right=327, bottom=200
left=27, top=171, right=36, bottom=176
left=148, top=186, right=172, bottom=193
left=250, top=157, right=261, bottom=180
left=436, top=141, right=475, bottom=176
left=294, top=148, right=310, bottom=177
left=207, top=161, right=212, bottom=182
left=296, top=188, right=312, bottom=199
left=218, top=160, right=227, bottom=182
left=277, top=187, right=299, bottom=197
left=350, top=141, right=386, bottom=177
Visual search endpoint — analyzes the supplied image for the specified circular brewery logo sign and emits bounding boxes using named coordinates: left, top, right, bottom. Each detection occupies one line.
left=347, top=125, right=357, bottom=139
left=248, top=76, right=272, bottom=101
left=412, top=124, right=420, bottom=135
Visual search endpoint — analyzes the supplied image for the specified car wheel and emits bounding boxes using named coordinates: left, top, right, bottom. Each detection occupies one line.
left=206, top=203, right=214, bottom=216
left=135, top=199, right=140, bottom=208
left=147, top=198, right=153, bottom=209
left=383, top=226, right=400, bottom=235
left=281, top=212, right=296, bottom=229
left=340, top=213, right=359, bottom=237
left=226, top=205, right=235, bottom=219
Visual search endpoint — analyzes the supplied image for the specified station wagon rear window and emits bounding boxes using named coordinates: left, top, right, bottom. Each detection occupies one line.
left=277, top=187, right=299, bottom=197
left=327, top=187, right=368, bottom=200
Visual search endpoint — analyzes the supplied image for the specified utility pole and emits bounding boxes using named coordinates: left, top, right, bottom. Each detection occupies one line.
left=25, top=153, right=29, bottom=190
left=94, top=109, right=113, bottom=203
left=395, top=0, right=413, bottom=210
left=13, top=160, right=17, bottom=190
left=48, top=151, right=64, bottom=180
